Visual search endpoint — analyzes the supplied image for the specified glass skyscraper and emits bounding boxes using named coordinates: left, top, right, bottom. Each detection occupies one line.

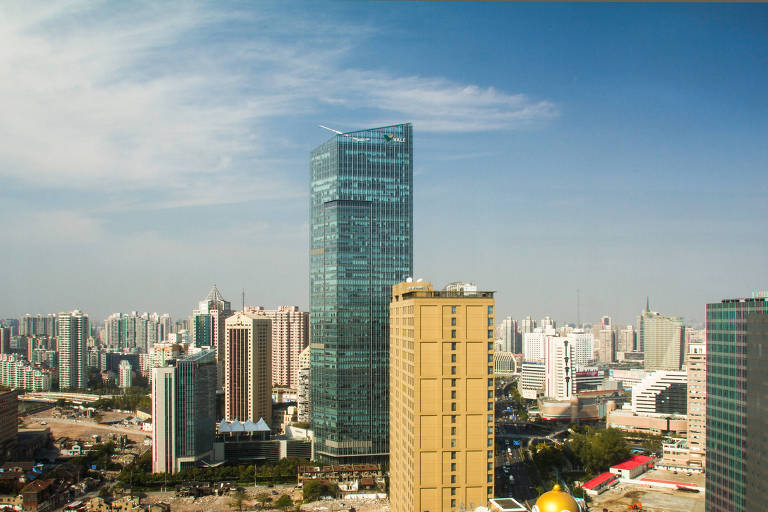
left=309, top=123, right=413, bottom=462
left=706, top=295, right=768, bottom=512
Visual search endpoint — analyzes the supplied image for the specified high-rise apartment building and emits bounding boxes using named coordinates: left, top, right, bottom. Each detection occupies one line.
left=706, top=294, right=768, bottom=512
left=499, top=317, right=521, bottom=353
left=638, top=301, right=684, bottom=371
left=520, top=316, right=536, bottom=335
left=152, top=349, right=217, bottom=474
left=244, top=306, right=309, bottom=389
left=310, top=123, right=413, bottom=463
left=593, top=316, right=615, bottom=363
left=118, top=360, right=133, bottom=389
left=20, top=314, right=57, bottom=338
left=224, top=312, right=272, bottom=424
left=686, top=339, right=706, bottom=470
left=389, top=281, right=495, bottom=512
left=297, top=346, right=311, bottom=423
left=617, top=325, right=636, bottom=353
left=58, top=310, right=88, bottom=389
left=0, top=390, right=18, bottom=461
left=105, top=312, right=171, bottom=352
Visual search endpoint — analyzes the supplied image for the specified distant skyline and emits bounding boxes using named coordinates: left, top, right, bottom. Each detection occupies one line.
left=1, top=2, right=766, bottom=327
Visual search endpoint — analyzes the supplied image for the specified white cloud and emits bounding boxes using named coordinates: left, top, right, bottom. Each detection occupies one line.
left=0, top=3, right=557, bottom=208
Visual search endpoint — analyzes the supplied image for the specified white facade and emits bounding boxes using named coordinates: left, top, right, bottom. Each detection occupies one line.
left=0, top=353, right=51, bottom=391
left=297, top=345, right=311, bottom=422
left=566, top=329, right=594, bottom=366
left=119, top=360, right=133, bottom=389
left=544, top=337, right=575, bottom=400
left=523, top=327, right=555, bottom=362
left=152, top=366, right=175, bottom=473
left=519, top=362, right=545, bottom=399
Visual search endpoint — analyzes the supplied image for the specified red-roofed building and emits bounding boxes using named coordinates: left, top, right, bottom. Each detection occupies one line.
left=581, top=472, right=617, bottom=496
left=609, top=455, right=653, bottom=479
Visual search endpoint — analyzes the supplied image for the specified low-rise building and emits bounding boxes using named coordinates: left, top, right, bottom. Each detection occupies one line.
left=606, top=409, right=687, bottom=435
left=580, top=472, right=617, bottom=496
left=609, top=455, right=653, bottom=479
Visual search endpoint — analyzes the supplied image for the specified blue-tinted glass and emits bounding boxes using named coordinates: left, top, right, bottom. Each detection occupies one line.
left=309, top=123, right=413, bottom=462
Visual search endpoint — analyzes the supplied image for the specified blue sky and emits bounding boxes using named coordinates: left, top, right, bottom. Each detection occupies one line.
left=1, top=2, right=766, bottom=326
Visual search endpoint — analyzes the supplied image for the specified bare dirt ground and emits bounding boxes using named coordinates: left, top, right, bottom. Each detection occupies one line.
left=590, top=483, right=704, bottom=512
left=140, top=486, right=389, bottom=512
left=23, top=410, right=150, bottom=444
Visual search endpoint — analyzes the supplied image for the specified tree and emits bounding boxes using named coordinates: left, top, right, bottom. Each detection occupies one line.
left=275, top=494, right=293, bottom=510
left=302, top=480, right=338, bottom=503
left=230, top=489, right=248, bottom=512
left=255, top=491, right=273, bottom=509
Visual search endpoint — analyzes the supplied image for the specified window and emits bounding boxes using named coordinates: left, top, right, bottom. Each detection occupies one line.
left=487, top=487, right=493, bottom=494
left=451, top=415, right=456, bottom=423
left=488, top=341, right=493, bottom=350
left=451, top=499, right=456, bottom=508
left=488, top=365, right=493, bottom=374
left=488, top=354, right=493, bottom=362
left=451, top=330, right=456, bottom=339
left=488, top=414, right=494, bottom=422
left=488, top=425, right=493, bottom=434
left=488, top=450, right=493, bottom=459
left=451, top=342, right=457, bottom=350
left=451, top=475, right=456, bottom=484
left=488, top=402, right=493, bottom=410
left=451, top=306, right=456, bottom=314
left=451, top=366, right=456, bottom=375
left=488, top=317, right=493, bottom=326
left=487, top=474, right=493, bottom=483
left=451, top=451, right=456, bottom=460
left=451, top=488, right=456, bottom=496
left=451, top=427, right=456, bottom=435
left=451, top=403, right=456, bottom=411
left=451, top=439, right=456, bottom=448
left=488, top=378, right=493, bottom=386
left=487, top=438, right=493, bottom=447
left=451, top=354, right=457, bottom=362
left=487, top=389, right=493, bottom=399
left=488, top=462, right=493, bottom=471
left=451, top=317, right=456, bottom=326
left=488, top=329, right=493, bottom=338
left=488, top=305, right=493, bottom=314
left=452, top=379, right=457, bottom=386
left=451, top=390, right=456, bottom=399
left=451, top=463, right=456, bottom=472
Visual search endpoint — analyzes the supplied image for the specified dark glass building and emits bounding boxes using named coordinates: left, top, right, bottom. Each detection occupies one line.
left=309, top=123, right=413, bottom=462
left=706, top=295, right=768, bottom=512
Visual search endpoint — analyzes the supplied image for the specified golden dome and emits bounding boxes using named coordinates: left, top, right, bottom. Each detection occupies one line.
left=532, top=484, right=580, bottom=512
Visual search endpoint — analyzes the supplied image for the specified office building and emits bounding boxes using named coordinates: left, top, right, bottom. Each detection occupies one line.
left=686, top=340, right=706, bottom=470
left=118, top=360, right=133, bottom=389
left=310, top=123, right=413, bottom=463
left=631, top=371, right=687, bottom=415
left=706, top=294, right=768, bottom=512
left=746, top=311, right=768, bottom=510
left=192, top=284, right=232, bottom=352
left=389, top=280, right=495, bottom=512
left=58, top=310, right=88, bottom=389
left=499, top=317, right=521, bottom=353
left=152, top=349, right=217, bottom=474
left=297, top=346, right=311, bottom=423
left=0, top=328, right=9, bottom=354
left=638, top=300, right=685, bottom=371
left=244, top=306, right=309, bottom=389
left=519, top=362, right=546, bottom=400
left=224, top=312, right=272, bottom=424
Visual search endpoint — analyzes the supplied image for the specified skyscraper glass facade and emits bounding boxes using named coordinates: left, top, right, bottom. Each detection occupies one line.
left=706, top=296, right=768, bottom=512
left=310, top=123, right=413, bottom=462
left=175, top=350, right=217, bottom=469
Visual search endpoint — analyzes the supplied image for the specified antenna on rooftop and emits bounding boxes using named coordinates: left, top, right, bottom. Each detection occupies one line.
left=242, top=289, right=245, bottom=312
left=318, top=124, right=367, bottom=142
left=576, top=288, right=581, bottom=328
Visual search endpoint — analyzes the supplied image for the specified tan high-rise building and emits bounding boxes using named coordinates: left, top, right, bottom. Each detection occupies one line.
left=390, top=280, right=495, bottom=512
left=224, top=313, right=272, bottom=424
left=244, top=306, right=309, bottom=389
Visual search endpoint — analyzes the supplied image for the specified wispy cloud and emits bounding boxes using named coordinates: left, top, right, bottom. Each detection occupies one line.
left=0, top=2, right=557, bottom=209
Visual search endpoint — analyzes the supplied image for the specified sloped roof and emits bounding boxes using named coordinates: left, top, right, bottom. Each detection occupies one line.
left=206, top=284, right=225, bottom=303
